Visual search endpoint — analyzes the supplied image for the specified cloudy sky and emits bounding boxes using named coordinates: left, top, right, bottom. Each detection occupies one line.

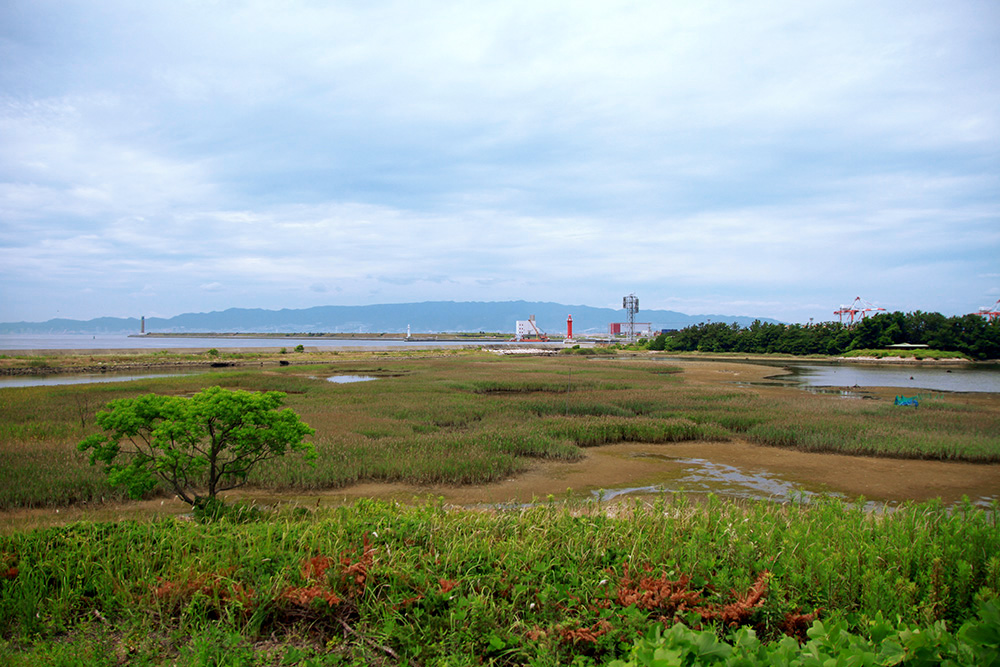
left=2, top=1, right=998, bottom=324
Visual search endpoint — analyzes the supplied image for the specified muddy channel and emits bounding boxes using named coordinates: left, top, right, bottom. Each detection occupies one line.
left=8, top=438, right=997, bottom=533
left=270, top=440, right=1000, bottom=511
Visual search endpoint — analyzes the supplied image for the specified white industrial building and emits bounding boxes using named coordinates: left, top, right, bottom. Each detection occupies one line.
left=515, top=316, right=547, bottom=340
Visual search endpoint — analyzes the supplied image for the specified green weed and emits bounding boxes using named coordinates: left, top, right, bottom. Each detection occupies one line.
left=0, top=497, right=998, bottom=665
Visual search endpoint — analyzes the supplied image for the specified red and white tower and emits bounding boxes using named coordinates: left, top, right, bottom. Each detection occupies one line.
left=566, top=314, right=573, bottom=341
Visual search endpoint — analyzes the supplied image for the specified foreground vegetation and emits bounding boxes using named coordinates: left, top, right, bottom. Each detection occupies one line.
left=1, top=496, right=998, bottom=665
left=2, top=351, right=1000, bottom=509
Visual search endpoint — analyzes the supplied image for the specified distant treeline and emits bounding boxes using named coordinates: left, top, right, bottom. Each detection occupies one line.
left=650, top=311, right=1000, bottom=359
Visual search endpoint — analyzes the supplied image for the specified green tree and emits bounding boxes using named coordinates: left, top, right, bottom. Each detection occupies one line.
left=78, top=386, right=315, bottom=506
left=950, top=314, right=991, bottom=359
left=907, top=311, right=950, bottom=349
left=648, top=332, right=669, bottom=351
left=696, top=322, right=739, bottom=352
left=849, top=316, right=887, bottom=350
left=775, top=324, right=810, bottom=355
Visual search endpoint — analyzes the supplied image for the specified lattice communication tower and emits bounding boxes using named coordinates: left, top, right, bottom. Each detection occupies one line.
left=623, top=294, right=639, bottom=342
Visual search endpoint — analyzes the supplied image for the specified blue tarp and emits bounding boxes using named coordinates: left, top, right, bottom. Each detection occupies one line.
left=894, top=396, right=919, bottom=407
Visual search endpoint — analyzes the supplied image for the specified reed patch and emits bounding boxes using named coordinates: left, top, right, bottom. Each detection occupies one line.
left=1, top=352, right=999, bottom=510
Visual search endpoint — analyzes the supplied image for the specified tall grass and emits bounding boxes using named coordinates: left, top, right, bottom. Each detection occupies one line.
left=0, top=497, right=997, bottom=664
left=745, top=395, right=1000, bottom=461
left=1, top=353, right=999, bottom=509
left=540, top=416, right=729, bottom=446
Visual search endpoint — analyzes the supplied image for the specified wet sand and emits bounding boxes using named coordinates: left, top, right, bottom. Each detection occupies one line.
left=287, top=440, right=1000, bottom=508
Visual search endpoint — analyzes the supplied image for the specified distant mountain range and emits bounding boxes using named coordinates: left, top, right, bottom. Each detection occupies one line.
left=0, top=301, right=781, bottom=335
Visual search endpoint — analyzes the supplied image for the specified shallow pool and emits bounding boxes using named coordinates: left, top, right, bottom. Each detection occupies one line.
left=775, top=362, right=1000, bottom=393
left=0, top=371, right=196, bottom=389
left=327, top=375, right=378, bottom=384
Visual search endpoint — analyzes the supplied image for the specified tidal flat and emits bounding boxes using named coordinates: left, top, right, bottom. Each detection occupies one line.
left=2, top=350, right=998, bottom=523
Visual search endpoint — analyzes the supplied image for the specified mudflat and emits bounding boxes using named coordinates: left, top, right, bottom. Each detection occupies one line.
left=241, top=439, right=999, bottom=508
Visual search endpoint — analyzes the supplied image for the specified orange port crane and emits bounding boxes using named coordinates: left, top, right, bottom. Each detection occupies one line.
left=834, top=297, right=885, bottom=326
left=525, top=318, right=549, bottom=341
left=975, top=299, right=1000, bottom=322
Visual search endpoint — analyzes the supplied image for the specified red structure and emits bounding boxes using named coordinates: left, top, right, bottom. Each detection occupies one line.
left=975, top=299, right=1000, bottom=322
left=835, top=297, right=885, bottom=326
left=567, top=314, right=573, bottom=340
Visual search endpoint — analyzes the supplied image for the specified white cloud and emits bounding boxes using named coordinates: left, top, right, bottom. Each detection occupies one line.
left=0, top=0, right=997, bottom=324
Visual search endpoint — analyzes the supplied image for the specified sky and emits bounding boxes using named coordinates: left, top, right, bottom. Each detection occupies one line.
left=1, top=1, right=998, bottom=325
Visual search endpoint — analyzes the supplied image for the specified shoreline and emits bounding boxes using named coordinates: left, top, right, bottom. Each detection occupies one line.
left=0, top=346, right=492, bottom=376
left=665, top=352, right=983, bottom=366
left=1, top=348, right=991, bottom=377
left=130, top=332, right=514, bottom=341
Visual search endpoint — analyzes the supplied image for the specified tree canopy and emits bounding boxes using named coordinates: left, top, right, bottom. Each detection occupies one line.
left=650, top=311, right=1000, bottom=359
left=79, top=386, right=315, bottom=506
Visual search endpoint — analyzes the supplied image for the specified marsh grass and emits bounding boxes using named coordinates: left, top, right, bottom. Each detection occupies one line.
left=2, top=352, right=999, bottom=508
left=745, top=392, right=1000, bottom=461
left=539, top=416, right=729, bottom=446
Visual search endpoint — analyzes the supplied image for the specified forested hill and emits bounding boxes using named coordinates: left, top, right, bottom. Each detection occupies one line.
left=654, top=311, right=1000, bottom=360
left=0, top=301, right=779, bottom=335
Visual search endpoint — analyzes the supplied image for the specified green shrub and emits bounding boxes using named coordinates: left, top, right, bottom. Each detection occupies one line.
left=611, top=597, right=1000, bottom=667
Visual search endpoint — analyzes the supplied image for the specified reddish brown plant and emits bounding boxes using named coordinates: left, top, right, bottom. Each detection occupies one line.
left=778, top=607, right=822, bottom=641
left=615, top=563, right=705, bottom=615
left=301, top=555, right=334, bottom=581
left=280, top=584, right=341, bottom=607
left=339, top=533, right=374, bottom=591
left=152, top=569, right=256, bottom=613
left=696, top=571, right=771, bottom=627
left=559, top=620, right=612, bottom=644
